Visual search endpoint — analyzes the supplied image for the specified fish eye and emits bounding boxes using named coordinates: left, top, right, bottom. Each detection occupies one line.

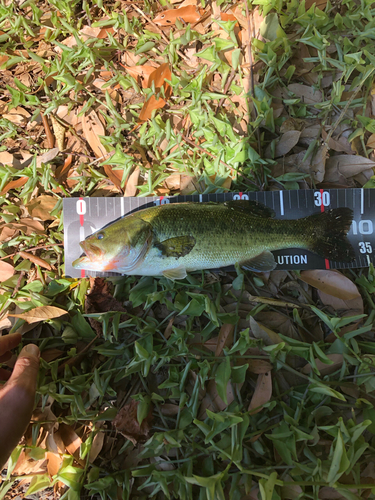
left=97, top=232, right=105, bottom=240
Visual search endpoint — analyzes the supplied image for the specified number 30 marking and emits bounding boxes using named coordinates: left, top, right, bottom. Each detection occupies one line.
left=314, top=191, right=330, bottom=207
left=359, top=242, right=373, bottom=254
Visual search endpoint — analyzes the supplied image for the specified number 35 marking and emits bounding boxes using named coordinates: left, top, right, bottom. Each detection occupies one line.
left=359, top=242, right=373, bottom=254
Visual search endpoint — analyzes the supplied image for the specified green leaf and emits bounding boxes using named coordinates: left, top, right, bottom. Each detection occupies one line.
left=215, top=357, right=231, bottom=404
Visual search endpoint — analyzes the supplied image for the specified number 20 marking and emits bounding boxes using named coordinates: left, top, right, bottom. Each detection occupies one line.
left=359, top=242, right=373, bottom=254
left=314, top=191, right=330, bottom=207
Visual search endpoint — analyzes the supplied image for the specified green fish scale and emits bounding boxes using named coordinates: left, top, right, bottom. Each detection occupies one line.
left=137, top=204, right=308, bottom=270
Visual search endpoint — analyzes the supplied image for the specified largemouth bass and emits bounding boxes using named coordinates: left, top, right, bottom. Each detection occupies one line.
left=72, top=200, right=355, bottom=280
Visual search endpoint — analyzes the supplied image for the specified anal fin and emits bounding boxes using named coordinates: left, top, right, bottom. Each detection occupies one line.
left=241, top=250, right=276, bottom=272
left=163, top=267, right=187, bottom=280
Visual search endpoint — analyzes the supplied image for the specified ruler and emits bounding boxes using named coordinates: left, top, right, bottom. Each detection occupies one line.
left=63, top=188, right=374, bottom=278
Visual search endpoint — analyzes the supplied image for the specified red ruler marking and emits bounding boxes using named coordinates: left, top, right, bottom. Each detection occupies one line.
left=320, top=189, right=330, bottom=270
left=239, top=192, right=243, bottom=199
left=79, top=197, right=85, bottom=278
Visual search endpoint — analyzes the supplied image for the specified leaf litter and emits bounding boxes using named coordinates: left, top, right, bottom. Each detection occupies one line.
left=1, top=0, right=375, bottom=498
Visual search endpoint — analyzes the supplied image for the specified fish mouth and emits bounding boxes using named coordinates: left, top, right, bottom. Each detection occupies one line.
left=80, top=240, right=104, bottom=261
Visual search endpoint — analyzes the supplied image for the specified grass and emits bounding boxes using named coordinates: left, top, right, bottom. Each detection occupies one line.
left=1, top=0, right=375, bottom=499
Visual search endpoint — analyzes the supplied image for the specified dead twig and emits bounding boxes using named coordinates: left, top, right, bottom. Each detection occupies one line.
left=41, top=112, right=55, bottom=149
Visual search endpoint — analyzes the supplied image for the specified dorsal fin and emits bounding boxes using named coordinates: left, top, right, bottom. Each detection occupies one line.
left=224, top=200, right=275, bottom=218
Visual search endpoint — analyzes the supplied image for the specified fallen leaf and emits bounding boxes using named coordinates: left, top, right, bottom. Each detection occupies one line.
left=46, top=451, right=62, bottom=477
left=301, top=353, right=344, bottom=375
left=0, top=177, right=28, bottom=196
left=322, top=129, right=353, bottom=154
left=82, top=110, right=107, bottom=158
left=122, top=64, right=157, bottom=88
left=318, top=291, right=363, bottom=317
left=247, top=358, right=273, bottom=374
left=103, top=165, right=123, bottom=189
left=9, top=305, right=68, bottom=324
left=153, top=5, right=200, bottom=26
left=124, top=167, right=140, bottom=197
left=19, top=251, right=52, bottom=271
left=0, top=219, right=45, bottom=241
left=274, top=130, right=301, bottom=157
left=198, top=378, right=235, bottom=419
left=0, top=261, right=15, bottom=282
left=36, top=148, right=60, bottom=168
left=27, top=195, right=57, bottom=220
left=89, top=431, right=105, bottom=463
left=215, top=324, right=234, bottom=357
left=300, top=270, right=361, bottom=300
left=325, top=155, right=375, bottom=182
left=113, top=399, right=153, bottom=445
left=85, top=278, right=127, bottom=336
left=288, top=83, right=323, bottom=104
left=58, top=424, right=85, bottom=466
left=248, top=372, right=272, bottom=414
left=250, top=316, right=283, bottom=345
left=367, top=133, right=375, bottom=149
left=139, top=63, right=172, bottom=122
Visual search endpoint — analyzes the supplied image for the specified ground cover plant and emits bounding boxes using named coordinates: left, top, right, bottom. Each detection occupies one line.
left=1, top=0, right=375, bottom=498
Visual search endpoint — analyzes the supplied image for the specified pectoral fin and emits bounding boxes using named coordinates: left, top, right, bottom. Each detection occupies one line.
left=241, top=250, right=276, bottom=272
left=156, top=235, right=196, bottom=258
left=163, top=267, right=187, bottom=280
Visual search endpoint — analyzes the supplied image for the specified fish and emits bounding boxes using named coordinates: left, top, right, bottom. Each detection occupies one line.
left=72, top=200, right=355, bottom=280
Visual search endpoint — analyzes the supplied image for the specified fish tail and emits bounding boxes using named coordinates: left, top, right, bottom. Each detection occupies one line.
left=306, top=208, right=355, bottom=262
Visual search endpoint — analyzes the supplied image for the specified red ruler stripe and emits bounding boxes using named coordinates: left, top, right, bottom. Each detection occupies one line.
left=319, top=189, right=330, bottom=270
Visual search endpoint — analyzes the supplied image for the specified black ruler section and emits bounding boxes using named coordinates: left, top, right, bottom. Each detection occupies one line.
left=63, top=189, right=375, bottom=278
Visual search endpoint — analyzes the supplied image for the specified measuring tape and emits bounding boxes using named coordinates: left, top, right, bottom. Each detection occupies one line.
left=63, top=188, right=373, bottom=278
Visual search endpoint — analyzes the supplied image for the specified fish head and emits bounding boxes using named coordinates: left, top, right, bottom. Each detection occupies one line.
left=72, top=216, right=152, bottom=273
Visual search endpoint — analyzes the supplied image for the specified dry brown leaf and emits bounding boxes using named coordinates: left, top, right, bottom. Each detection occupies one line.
left=36, top=148, right=60, bottom=168
left=153, top=5, right=200, bottom=26
left=160, top=404, right=180, bottom=416
left=248, top=372, right=272, bottom=414
left=124, top=167, right=140, bottom=197
left=274, top=130, right=301, bottom=157
left=250, top=316, right=282, bottom=345
left=318, top=291, right=364, bottom=317
left=113, top=399, right=153, bottom=445
left=123, top=65, right=157, bottom=88
left=9, top=305, right=68, bottom=324
left=300, top=270, right=361, bottom=300
left=89, top=431, right=105, bottom=463
left=0, top=219, right=45, bottom=241
left=305, top=0, right=328, bottom=9
left=0, top=261, right=15, bottom=282
left=46, top=451, right=62, bottom=477
left=215, top=323, right=234, bottom=357
left=0, top=177, right=28, bottom=195
left=322, top=129, right=353, bottom=155
left=198, top=378, right=234, bottom=419
left=41, top=348, right=64, bottom=363
left=19, top=251, right=52, bottom=271
left=288, top=83, right=323, bottom=104
left=325, top=155, right=375, bottom=182
left=50, top=115, right=65, bottom=151
left=27, top=195, right=57, bottom=220
left=85, top=278, right=127, bottom=335
left=301, top=353, right=343, bottom=375
left=58, top=424, right=85, bottom=466
left=367, top=133, right=375, bottom=149
left=247, top=358, right=273, bottom=374
left=138, top=64, right=172, bottom=122
left=3, top=106, right=31, bottom=126
left=82, top=110, right=107, bottom=158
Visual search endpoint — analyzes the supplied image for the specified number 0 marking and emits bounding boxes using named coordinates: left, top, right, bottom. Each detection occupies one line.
left=76, top=199, right=86, bottom=215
